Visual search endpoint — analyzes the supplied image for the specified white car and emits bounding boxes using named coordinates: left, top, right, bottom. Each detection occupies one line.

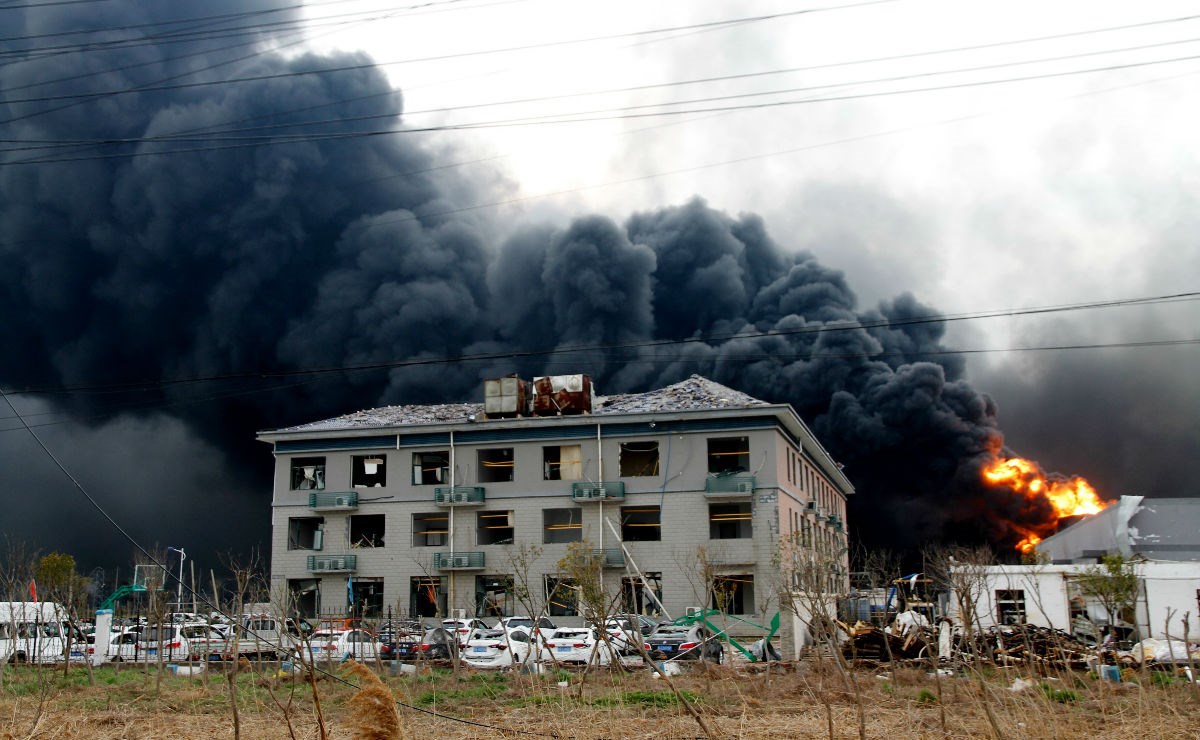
left=463, top=628, right=534, bottom=669
left=109, top=623, right=228, bottom=663
left=440, top=618, right=489, bottom=648
left=295, top=629, right=382, bottom=665
left=541, top=627, right=616, bottom=666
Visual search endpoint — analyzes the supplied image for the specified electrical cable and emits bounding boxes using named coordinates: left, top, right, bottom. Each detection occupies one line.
left=5, top=290, right=1197, bottom=397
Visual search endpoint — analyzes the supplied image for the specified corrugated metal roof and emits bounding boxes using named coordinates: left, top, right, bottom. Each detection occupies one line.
left=271, top=375, right=767, bottom=434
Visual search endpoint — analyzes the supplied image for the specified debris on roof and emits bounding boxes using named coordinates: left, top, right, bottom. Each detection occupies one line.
left=276, top=374, right=767, bottom=433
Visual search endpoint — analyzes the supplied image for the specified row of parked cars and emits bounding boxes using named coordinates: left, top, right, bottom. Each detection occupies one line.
left=355, top=614, right=726, bottom=670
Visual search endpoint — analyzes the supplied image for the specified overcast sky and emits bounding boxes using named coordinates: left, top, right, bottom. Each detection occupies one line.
left=1, top=0, right=1197, bottom=575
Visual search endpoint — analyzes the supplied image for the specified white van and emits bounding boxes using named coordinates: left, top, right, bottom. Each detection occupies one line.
left=0, top=602, right=85, bottom=664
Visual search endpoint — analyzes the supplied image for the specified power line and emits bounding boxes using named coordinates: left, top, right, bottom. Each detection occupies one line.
left=6, top=291, right=1197, bottom=397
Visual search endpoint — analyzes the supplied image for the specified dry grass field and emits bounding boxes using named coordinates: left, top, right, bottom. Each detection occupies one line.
left=2, top=660, right=1198, bottom=739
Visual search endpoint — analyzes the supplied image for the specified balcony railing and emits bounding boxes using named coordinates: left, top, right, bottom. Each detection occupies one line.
left=571, top=481, right=625, bottom=502
left=704, top=474, right=756, bottom=497
left=591, top=548, right=625, bottom=568
left=433, top=552, right=485, bottom=570
left=433, top=486, right=486, bottom=506
left=307, top=554, right=357, bottom=573
left=308, top=491, right=358, bottom=510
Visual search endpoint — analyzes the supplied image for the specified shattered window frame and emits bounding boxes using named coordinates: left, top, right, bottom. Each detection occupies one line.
left=475, top=575, right=515, bottom=618
left=478, top=448, right=515, bottom=483
left=286, top=517, right=324, bottom=550
left=708, top=502, right=752, bottom=540
left=351, top=454, right=387, bottom=488
left=707, top=437, right=750, bottom=474
left=411, top=576, right=444, bottom=618
left=476, top=510, right=515, bottom=546
left=542, top=508, right=582, bottom=544
left=995, top=589, right=1026, bottom=624
left=412, top=512, right=448, bottom=547
left=618, top=441, right=660, bottom=477
left=545, top=576, right=579, bottom=617
left=290, top=457, right=326, bottom=491
left=349, top=514, right=386, bottom=548
left=711, top=574, right=754, bottom=615
left=543, top=444, right=583, bottom=481
left=411, top=451, right=449, bottom=485
left=620, top=505, right=661, bottom=542
left=620, top=573, right=663, bottom=616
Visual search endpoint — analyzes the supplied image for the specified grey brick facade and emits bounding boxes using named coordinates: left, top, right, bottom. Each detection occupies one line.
left=259, top=376, right=853, bottom=658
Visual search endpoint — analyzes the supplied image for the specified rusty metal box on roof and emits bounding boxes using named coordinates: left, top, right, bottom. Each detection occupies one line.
left=532, top=374, right=594, bottom=416
left=483, top=376, right=532, bottom=418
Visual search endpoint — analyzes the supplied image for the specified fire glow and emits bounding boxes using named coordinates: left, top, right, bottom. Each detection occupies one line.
left=982, top=457, right=1110, bottom=553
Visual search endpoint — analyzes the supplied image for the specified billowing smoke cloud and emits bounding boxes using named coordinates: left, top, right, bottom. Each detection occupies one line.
left=1, top=1, right=1057, bottom=567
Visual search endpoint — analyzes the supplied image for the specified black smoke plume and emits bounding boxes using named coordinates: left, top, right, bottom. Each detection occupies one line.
left=1, top=1, right=1044, bottom=568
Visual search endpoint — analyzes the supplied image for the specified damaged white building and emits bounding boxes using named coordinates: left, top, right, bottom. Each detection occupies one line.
left=258, top=374, right=854, bottom=658
left=951, top=496, right=1200, bottom=643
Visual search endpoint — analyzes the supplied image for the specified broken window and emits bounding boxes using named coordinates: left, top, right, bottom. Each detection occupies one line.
left=287, top=517, right=324, bottom=550
left=618, top=441, right=659, bottom=477
left=290, top=457, right=326, bottom=490
left=620, top=506, right=661, bottom=542
left=352, top=455, right=387, bottom=487
left=412, top=513, right=448, bottom=547
left=995, top=589, right=1026, bottom=624
left=286, top=579, right=319, bottom=618
left=709, top=502, right=752, bottom=540
left=712, top=575, right=754, bottom=615
left=543, top=444, right=583, bottom=480
left=543, top=508, right=582, bottom=544
left=707, top=437, right=750, bottom=474
left=620, top=573, right=663, bottom=616
left=476, top=510, right=515, bottom=545
left=475, top=575, right=514, bottom=618
left=410, top=577, right=444, bottom=618
left=546, top=576, right=579, bottom=617
left=411, top=451, right=449, bottom=485
left=478, top=448, right=514, bottom=483
left=349, top=514, right=386, bottom=548
left=350, top=577, right=384, bottom=618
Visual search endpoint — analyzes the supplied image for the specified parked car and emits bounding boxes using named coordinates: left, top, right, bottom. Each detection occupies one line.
left=541, top=627, right=617, bottom=666
left=380, top=622, right=432, bottom=661
left=110, top=623, right=228, bottom=663
left=413, top=627, right=458, bottom=660
left=494, top=616, right=557, bottom=634
left=295, top=628, right=382, bottom=664
left=644, top=624, right=723, bottom=663
left=609, top=614, right=661, bottom=636
left=440, top=618, right=489, bottom=648
left=463, top=628, right=534, bottom=669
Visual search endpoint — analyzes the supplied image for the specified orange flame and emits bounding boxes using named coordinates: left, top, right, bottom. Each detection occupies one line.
left=982, top=456, right=1110, bottom=551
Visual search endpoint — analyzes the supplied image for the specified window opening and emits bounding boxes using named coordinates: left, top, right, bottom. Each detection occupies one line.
left=712, top=574, right=754, bottom=615
left=709, top=502, right=752, bottom=539
left=286, top=579, right=319, bottom=619
left=618, top=441, right=659, bottom=477
left=478, top=448, right=515, bottom=483
left=543, top=444, right=583, bottom=480
left=620, top=573, right=663, bottom=616
left=352, top=455, right=387, bottom=487
left=287, top=517, right=324, bottom=550
left=545, top=576, right=579, bottom=617
left=475, top=575, right=514, bottom=618
left=412, top=513, right=448, bottom=547
left=707, top=437, right=749, bottom=474
left=620, top=506, right=661, bottom=542
left=350, top=577, right=384, bottom=618
left=477, top=511, right=515, bottom=545
left=543, top=508, right=583, bottom=544
left=412, top=451, right=449, bottom=485
left=349, top=514, right=386, bottom=548
left=410, top=577, right=444, bottom=618
left=290, top=457, right=326, bottom=490
left=995, top=589, right=1027, bottom=625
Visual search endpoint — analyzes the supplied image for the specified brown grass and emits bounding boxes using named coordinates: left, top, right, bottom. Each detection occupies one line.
left=1, top=661, right=1198, bottom=739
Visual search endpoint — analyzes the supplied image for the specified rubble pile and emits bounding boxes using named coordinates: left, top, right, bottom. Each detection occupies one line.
left=842, top=622, right=1098, bottom=670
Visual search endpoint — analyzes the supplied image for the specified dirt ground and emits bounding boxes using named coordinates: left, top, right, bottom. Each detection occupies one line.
left=2, top=660, right=1198, bottom=739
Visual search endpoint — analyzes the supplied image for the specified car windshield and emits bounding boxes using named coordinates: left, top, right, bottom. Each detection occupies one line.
left=505, top=618, right=533, bottom=628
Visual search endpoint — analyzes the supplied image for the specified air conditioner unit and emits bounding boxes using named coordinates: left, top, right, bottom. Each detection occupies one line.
left=453, top=609, right=466, bottom=619
left=334, top=496, right=348, bottom=507
left=736, top=481, right=753, bottom=493
left=685, top=606, right=703, bottom=616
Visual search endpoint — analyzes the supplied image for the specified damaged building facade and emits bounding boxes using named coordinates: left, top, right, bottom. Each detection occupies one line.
left=259, top=374, right=854, bottom=657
